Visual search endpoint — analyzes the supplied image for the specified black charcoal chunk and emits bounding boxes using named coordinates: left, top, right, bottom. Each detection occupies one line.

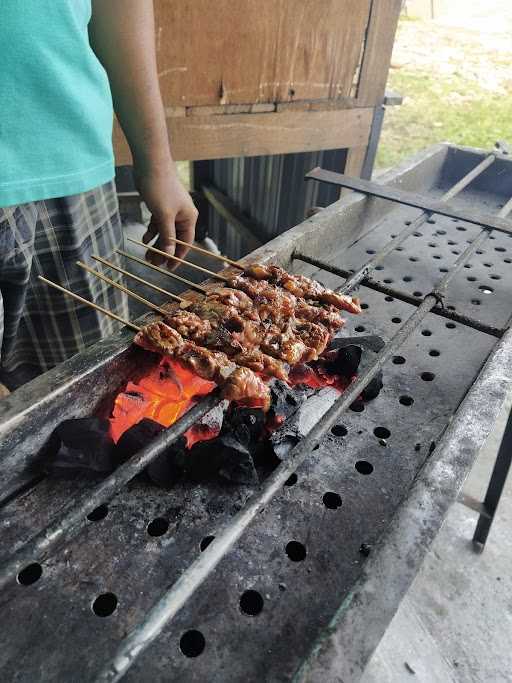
left=43, top=417, right=116, bottom=475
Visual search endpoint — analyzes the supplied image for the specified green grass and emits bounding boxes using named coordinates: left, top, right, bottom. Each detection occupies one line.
left=376, top=69, right=512, bottom=169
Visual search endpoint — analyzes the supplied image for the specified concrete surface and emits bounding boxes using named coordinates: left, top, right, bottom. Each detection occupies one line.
left=361, top=398, right=512, bottom=683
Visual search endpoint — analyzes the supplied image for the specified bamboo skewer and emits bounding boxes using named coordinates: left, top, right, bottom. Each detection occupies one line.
left=166, top=236, right=243, bottom=270
left=91, top=254, right=185, bottom=301
left=76, top=261, right=172, bottom=316
left=37, top=275, right=141, bottom=332
left=127, top=237, right=231, bottom=283
left=117, top=249, right=208, bottom=294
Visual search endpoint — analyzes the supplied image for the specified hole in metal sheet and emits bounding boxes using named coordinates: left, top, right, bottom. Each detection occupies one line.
left=383, top=278, right=394, bottom=284
left=391, top=233, right=397, bottom=238
left=421, top=329, right=432, bottom=336
left=464, top=264, right=472, bottom=269
left=396, top=247, right=404, bottom=251
left=421, top=372, right=435, bottom=381
left=355, top=460, right=373, bottom=475
left=489, top=235, right=496, bottom=240
left=286, top=541, right=307, bottom=562
left=87, top=504, right=109, bottom=522
left=413, top=231, right=422, bottom=237
left=391, top=317, right=402, bottom=324
left=147, top=517, right=169, bottom=537
left=366, top=249, right=375, bottom=255
left=437, top=229, right=447, bottom=235
left=447, top=240, right=457, bottom=245
left=200, top=535, right=215, bottom=551
left=428, top=242, right=437, bottom=248
left=446, top=322, right=456, bottom=329
left=180, top=630, right=205, bottom=657
left=323, top=492, right=342, bottom=510
left=504, top=258, right=512, bottom=264
left=429, top=349, right=440, bottom=357
left=471, top=299, right=481, bottom=305
left=433, top=255, right=441, bottom=260
left=479, top=285, right=494, bottom=293
left=451, top=250, right=460, bottom=255
left=456, top=226, right=467, bottom=231
left=399, top=395, right=414, bottom=406
left=240, top=590, right=264, bottom=616
left=374, top=427, right=390, bottom=439
left=467, top=276, right=477, bottom=282
left=92, top=592, right=118, bottom=617
left=361, top=302, right=369, bottom=309
left=427, top=218, right=436, bottom=224
left=409, top=257, right=419, bottom=262
left=404, top=221, right=412, bottom=226
left=350, top=401, right=365, bottom=412
left=495, top=247, right=506, bottom=252
left=385, top=296, right=394, bottom=302
left=17, top=563, right=42, bottom=586
left=284, top=473, right=298, bottom=487
left=439, top=267, right=448, bottom=272
left=392, top=355, right=406, bottom=365
left=375, top=265, right=384, bottom=271
left=413, top=291, right=423, bottom=297
left=490, top=274, right=501, bottom=280
left=331, top=424, right=348, bottom=437
left=403, top=276, right=413, bottom=282
left=355, top=325, right=365, bottom=332
left=483, top=262, right=493, bottom=267
left=476, top=250, right=484, bottom=254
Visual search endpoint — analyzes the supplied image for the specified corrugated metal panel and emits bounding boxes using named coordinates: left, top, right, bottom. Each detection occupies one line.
left=208, top=149, right=347, bottom=259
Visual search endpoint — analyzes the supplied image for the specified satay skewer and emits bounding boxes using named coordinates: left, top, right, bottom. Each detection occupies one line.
left=116, top=250, right=208, bottom=294
left=37, top=275, right=141, bottom=332
left=76, top=261, right=172, bottom=315
left=164, top=236, right=243, bottom=270
left=127, top=237, right=231, bottom=283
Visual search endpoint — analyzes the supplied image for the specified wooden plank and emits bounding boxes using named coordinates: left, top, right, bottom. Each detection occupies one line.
left=355, top=0, right=402, bottom=106
left=305, top=168, right=512, bottom=234
left=186, top=103, right=276, bottom=117
left=154, top=0, right=371, bottom=107
left=113, top=107, right=373, bottom=164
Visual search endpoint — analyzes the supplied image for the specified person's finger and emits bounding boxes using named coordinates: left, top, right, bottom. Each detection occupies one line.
left=144, top=216, right=176, bottom=267
left=174, top=205, right=198, bottom=261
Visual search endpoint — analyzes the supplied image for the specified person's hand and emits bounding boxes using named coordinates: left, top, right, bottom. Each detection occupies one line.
left=134, top=164, right=198, bottom=268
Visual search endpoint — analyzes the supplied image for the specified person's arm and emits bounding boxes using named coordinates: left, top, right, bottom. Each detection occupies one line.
left=89, top=0, right=197, bottom=266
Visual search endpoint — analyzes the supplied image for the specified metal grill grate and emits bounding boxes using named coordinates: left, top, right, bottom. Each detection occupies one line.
left=0, top=146, right=511, bottom=682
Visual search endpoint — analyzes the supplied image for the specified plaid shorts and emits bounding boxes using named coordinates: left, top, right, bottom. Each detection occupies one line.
left=0, top=181, right=128, bottom=388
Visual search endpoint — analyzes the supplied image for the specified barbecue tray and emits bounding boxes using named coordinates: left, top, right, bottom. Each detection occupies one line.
left=1, top=143, right=512, bottom=682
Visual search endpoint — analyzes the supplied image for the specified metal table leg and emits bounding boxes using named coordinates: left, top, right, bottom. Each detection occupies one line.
left=473, top=407, right=512, bottom=551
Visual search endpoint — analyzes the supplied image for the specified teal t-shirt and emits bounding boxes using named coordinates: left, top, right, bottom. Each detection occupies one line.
left=0, top=1, right=115, bottom=208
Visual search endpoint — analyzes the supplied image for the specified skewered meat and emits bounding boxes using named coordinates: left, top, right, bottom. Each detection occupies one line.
left=242, top=263, right=361, bottom=314
left=134, top=321, right=270, bottom=409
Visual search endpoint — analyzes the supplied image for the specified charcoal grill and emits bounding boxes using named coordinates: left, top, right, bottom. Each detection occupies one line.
left=1, top=143, right=512, bottom=682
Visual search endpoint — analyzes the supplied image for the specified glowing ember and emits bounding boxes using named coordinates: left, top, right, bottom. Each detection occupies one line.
left=109, top=358, right=215, bottom=444
left=288, top=363, right=353, bottom=393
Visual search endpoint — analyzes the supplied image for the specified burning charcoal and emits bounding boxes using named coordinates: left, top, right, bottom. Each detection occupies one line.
left=222, top=406, right=266, bottom=446
left=269, top=381, right=311, bottom=421
left=324, top=345, right=362, bottom=377
left=42, top=417, right=116, bottom=476
left=116, top=418, right=183, bottom=488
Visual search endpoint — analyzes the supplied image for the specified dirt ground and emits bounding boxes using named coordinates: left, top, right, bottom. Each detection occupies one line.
left=377, top=2, right=512, bottom=168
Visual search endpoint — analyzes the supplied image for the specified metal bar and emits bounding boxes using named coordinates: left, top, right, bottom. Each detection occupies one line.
left=96, top=231, right=491, bottom=683
left=326, top=155, right=496, bottom=295
left=0, top=393, right=221, bottom=591
left=473, top=406, right=512, bottom=550
left=360, top=104, right=385, bottom=180
left=305, top=156, right=512, bottom=235
left=292, top=252, right=504, bottom=338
